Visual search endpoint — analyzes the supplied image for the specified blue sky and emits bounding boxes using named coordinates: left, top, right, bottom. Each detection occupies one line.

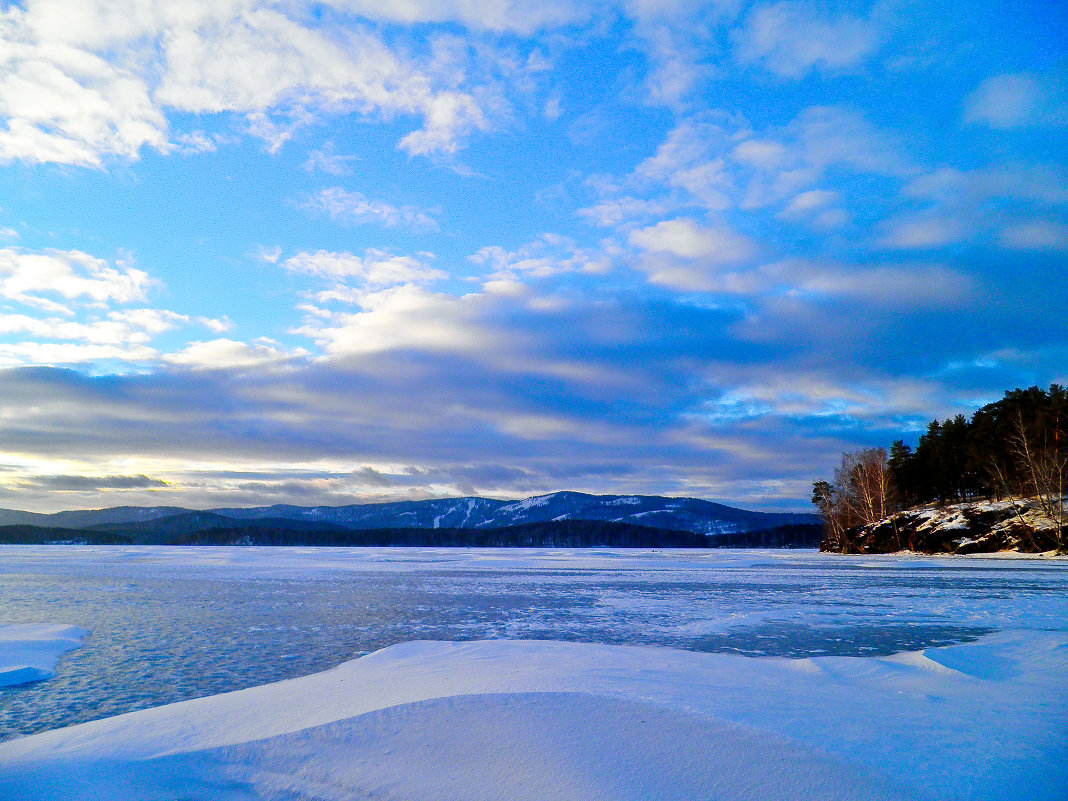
left=0, top=0, right=1065, bottom=512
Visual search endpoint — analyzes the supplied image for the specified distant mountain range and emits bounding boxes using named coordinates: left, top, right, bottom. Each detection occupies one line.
left=0, top=492, right=820, bottom=547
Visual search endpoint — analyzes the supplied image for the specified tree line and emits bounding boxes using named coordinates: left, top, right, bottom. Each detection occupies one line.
left=812, top=385, right=1067, bottom=551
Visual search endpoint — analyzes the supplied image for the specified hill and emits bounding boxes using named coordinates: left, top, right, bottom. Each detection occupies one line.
left=0, top=492, right=818, bottom=546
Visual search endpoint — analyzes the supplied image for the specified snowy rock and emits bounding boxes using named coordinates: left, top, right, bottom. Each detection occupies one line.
left=822, top=498, right=1064, bottom=554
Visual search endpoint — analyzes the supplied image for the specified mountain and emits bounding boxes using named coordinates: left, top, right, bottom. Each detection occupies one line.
left=0, top=492, right=818, bottom=541
left=210, top=492, right=815, bottom=534
left=0, top=519, right=822, bottom=548
left=0, top=505, right=188, bottom=529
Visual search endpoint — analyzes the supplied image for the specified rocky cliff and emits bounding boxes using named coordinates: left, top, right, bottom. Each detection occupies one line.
left=820, top=498, right=1065, bottom=554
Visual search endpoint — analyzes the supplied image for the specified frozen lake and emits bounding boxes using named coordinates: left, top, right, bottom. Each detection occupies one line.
left=2, top=546, right=1066, bottom=742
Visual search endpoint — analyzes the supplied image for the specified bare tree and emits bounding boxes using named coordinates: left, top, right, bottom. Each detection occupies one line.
left=834, top=448, right=895, bottom=526
left=1009, top=410, right=1066, bottom=550
left=814, top=448, right=898, bottom=552
left=985, top=454, right=1037, bottom=551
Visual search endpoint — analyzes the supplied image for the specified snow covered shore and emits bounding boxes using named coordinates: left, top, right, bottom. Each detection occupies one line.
left=0, top=624, right=87, bottom=688
left=2, top=631, right=1065, bottom=801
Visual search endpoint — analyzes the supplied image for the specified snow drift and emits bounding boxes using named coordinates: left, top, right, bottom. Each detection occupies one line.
left=2, top=631, right=1065, bottom=801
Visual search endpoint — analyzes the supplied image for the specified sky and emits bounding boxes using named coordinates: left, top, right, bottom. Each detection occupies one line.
left=0, top=0, right=1065, bottom=513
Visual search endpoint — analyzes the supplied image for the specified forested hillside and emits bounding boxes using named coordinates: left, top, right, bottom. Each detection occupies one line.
left=813, top=385, right=1066, bottom=553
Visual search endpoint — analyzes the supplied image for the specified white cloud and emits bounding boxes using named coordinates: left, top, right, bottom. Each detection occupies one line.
left=155, top=6, right=493, bottom=155
left=255, top=245, right=282, bottom=263
left=172, top=130, right=216, bottom=154
left=0, top=1, right=506, bottom=165
left=306, top=188, right=440, bottom=231
left=303, top=142, right=356, bottom=175
left=771, top=261, right=972, bottom=305
left=624, top=232, right=973, bottom=303
left=197, top=316, right=235, bottom=333
left=283, top=250, right=446, bottom=287
left=543, top=95, right=562, bottom=120
left=732, top=139, right=786, bottom=168
left=0, top=29, right=167, bottom=165
left=164, top=338, right=301, bottom=370
left=634, top=116, right=738, bottom=211
left=878, top=216, right=965, bottom=249
left=0, top=341, right=158, bottom=367
left=778, top=189, right=838, bottom=220
left=294, top=284, right=490, bottom=357
left=810, top=208, right=849, bottom=228
left=108, top=308, right=189, bottom=337
left=578, top=196, right=669, bottom=227
left=0, top=308, right=184, bottom=346
left=905, top=165, right=1068, bottom=207
left=607, top=107, right=910, bottom=224
left=0, top=246, right=235, bottom=368
left=999, top=221, right=1068, bottom=252
left=710, top=372, right=941, bottom=421
left=396, top=90, right=489, bottom=155
left=776, top=190, right=848, bottom=228
left=629, top=218, right=754, bottom=262
left=621, top=0, right=741, bottom=106
left=964, top=72, right=1068, bottom=129
left=471, top=234, right=613, bottom=278
left=628, top=218, right=758, bottom=291
left=734, top=1, right=880, bottom=78
left=0, top=248, right=152, bottom=310
left=792, top=106, right=912, bottom=177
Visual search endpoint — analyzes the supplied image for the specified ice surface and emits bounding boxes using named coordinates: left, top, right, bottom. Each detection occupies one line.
left=1, top=547, right=1065, bottom=800
left=1, top=631, right=1065, bottom=801
left=0, top=624, right=87, bottom=687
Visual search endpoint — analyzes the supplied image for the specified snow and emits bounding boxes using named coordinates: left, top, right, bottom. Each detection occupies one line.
left=0, top=624, right=87, bottom=687
left=461, top=497, right=478, bottom=526
left=1, top=631, right=1065, bottom=800
left=498, top=494, right=553, bottom=513
left=912, top=498, right=1057, bottom=534
left=2, top=546, right=1066, bottom=800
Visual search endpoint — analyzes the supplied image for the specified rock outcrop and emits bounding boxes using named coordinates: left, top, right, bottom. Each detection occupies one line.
left=820, top=498, right=1065, bottom=554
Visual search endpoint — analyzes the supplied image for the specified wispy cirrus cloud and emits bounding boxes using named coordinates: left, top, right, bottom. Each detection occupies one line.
left=283, top=249, right=446, bottom=286
left=305, top=188, right=440, bottom=231
left=999, top=220, right=1068, bottom=252
left=471, top=234, right=614, bottom=279
left=964, top=71, right=1068, bottom=129
left=734, top=1, right=881, bottom=78
left=596, top=105, right=913, bottom=226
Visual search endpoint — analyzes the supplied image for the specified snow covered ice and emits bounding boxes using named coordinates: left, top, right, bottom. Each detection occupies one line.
left=0, top=546, right=1065, bottom=800
left=0, top=624, right=87, bottom=688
